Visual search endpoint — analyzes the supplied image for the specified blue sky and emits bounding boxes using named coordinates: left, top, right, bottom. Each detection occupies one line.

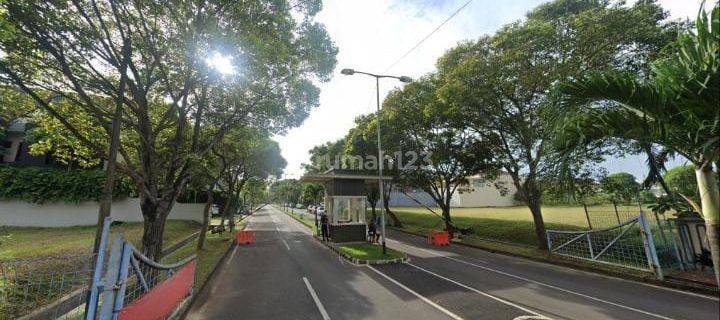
left=274, top=0, right=708, bottom=181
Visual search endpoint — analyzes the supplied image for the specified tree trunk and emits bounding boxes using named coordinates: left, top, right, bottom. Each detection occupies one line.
left=696, top=165, right=720, bottom=286
left=441, top=206, right=453, bottom=237
left=510, top=172, right=548, bottom=251
left=528, top=198, right=548, bottom=250
left=383, top=182, right=402, bottom=227
left=643, top=143, right=671, bottom=194
left=140, top=198, right=172, bottom=261
left=197, top=189, right=214, bottom=251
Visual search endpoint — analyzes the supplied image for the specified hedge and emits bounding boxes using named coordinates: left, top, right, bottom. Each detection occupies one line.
left=0, top=165, right=133, bottom=203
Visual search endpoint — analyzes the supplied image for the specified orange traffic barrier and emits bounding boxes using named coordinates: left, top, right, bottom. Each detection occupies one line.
left=236, top=230, right=255, bottom=245
left=428, top=230, right=450, bottom=246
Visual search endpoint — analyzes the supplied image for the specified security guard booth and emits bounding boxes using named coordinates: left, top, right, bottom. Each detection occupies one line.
left=301, top=169, right=391, bottom=243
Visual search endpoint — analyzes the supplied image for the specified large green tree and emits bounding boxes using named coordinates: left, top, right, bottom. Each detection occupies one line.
left=0, top=0, right=336, bottom=260
left=600, top=172, right=640, bottom=203
left=437, top=0, right=680, bottom=249
left=384, top=75, right=493, bottom=233
left=556, top=3, right=719, bottom=282
left=344, top=113, right=403, bottom=226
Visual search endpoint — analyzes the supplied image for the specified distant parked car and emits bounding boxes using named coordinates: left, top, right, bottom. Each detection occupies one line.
left=317, top=205, right=325, bottom=215
left=295, top=203, right=304, bottom=209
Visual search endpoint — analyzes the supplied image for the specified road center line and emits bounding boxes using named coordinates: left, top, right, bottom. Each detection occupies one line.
left=393, top=239, right=677, bottom=320
left=367, top=265, right=463, bottom=320
left=282, top=239, right=291, bottom=250
left=302, top=277, right=331, bottom=320
left=406, top=262, right=548, bottom=318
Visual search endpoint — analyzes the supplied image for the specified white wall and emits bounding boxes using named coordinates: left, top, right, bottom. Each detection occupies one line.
left=454, top=174, right=519, bottom=207
left=0, top=198, right=205, bottom=227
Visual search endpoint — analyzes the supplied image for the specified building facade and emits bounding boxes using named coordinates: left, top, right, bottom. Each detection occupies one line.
left=386, top=173, right=520, bottom=208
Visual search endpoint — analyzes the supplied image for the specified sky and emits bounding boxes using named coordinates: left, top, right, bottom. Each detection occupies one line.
left=273, top=0, right=712, bottom=180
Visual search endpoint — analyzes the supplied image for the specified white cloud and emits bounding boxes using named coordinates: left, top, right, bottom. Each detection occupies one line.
left=275, top=0, right=710, bottom=179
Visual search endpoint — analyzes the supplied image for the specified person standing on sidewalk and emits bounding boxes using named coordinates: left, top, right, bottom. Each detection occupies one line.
left=320, top=213, right=329, bottom=241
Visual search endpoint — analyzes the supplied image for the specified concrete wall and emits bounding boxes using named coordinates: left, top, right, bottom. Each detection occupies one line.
left=0, top=198, right=205, bottom=227
left=381, top=174, right=519, bottom=208
left=454, top=174, right=519, bottom=207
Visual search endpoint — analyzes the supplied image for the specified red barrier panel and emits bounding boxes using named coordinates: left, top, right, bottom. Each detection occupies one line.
left=428, top=230, right=450, bottom=246
left=236, top=230, right=255, bottom=245
left=118, top=260, right=196, bottom=320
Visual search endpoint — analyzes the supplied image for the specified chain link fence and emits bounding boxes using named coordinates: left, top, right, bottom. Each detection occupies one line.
left=0, top=254, right=96, bottom=320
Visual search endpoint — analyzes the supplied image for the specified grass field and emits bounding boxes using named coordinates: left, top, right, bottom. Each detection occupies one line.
left=285, top=208, right=318, bottom=235
left=390, top=204, right=644, bottom=246
left=0, top=220, right=202, bottom=259
left=0, top=220, right=202, bottom=320
left=162, top=218, right=247, bottom=290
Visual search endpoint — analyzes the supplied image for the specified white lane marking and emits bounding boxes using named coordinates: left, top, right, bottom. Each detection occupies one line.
left=302, top=277, right=331, bottom=320
left=406, top=262, right=547, bottom=318
left=393, top=240, right=678, bottom=320
left=393, top=238, right=718, bottom=301
left=282, top=239, right=291, bottom=250
left=225, top=245, right=238, bottom=267
left=367, top=265, right=463, bottom=320
left=275, top=226, right=280, bottom=232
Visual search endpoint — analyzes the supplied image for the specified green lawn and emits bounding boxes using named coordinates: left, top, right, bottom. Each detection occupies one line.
left=0, top=220, right=201, bottom=320
left=284, top=208, right=318, bottom=235
left=162, top=219, right=245, bottom=290
left=389, top=205, right=644, bottom=246
left=338, top=243, right=405, bottom=261
left=0, top=220, right=201, bottom=259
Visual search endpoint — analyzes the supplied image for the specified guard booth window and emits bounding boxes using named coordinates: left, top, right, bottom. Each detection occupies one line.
left=332, top=196, right=366, bottom=224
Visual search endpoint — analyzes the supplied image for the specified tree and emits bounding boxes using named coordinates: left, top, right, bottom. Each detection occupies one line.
left=218, top=131, right=285, bottom=229
left=304, top=138, right=347, bottom=173
left=300, top=183, right=324, bottom=206
left=384, top=75, right=493, bottom=234
left=345, top=113, right=403, bottom=226
left=556, top=3, right=719, bottom=284
left=437, top=0, right=680, bottom=249
left=0, top=0, right=336, bottom=260
left=664, top=164, right=700, bottom=203
left=270, top=179, right=302, bottom=205
left=600, top=172, right=640, bottom=203
left=241, top=177, right=267, bottom=210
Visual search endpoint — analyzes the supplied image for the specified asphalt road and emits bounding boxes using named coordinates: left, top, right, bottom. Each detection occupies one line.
left=185, top=206, right=720, bottom=320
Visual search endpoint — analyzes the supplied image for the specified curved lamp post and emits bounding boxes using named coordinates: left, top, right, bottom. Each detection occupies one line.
left=340, top=68, right=411, bottom=254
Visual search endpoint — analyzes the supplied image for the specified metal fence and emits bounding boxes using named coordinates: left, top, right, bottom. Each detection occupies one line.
left=0, top=254, right=94, bottom=320
left=88, top=233, right=196, bottom=320
left=546, top=211, right=682, bottom=279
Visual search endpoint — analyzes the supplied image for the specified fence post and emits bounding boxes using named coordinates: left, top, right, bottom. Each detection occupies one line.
left=99, top=236, right=124, bottom=320
left=85, top=217, right=112, bottom=320
left=612, top=200, right=621, bottom=225
left=583, top=203, right=592, bottom=230
left=639, top=212, right=664, bottom=280
left=546, top=230, right=553, bottom=254
left=586, top=233, right=595, bottom=260
left=110, top=243, right=132, bottom=320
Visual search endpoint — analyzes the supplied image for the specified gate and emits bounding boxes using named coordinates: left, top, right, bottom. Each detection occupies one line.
left=85, top=218, right=196, bottom=320
left=546, top=212, right=676, bottom=279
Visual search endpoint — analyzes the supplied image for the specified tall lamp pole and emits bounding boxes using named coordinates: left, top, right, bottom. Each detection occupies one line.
left=340, top=68, right=411, bottom=254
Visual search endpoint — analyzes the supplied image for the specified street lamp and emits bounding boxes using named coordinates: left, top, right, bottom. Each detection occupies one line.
left=340, top=68, right=411, bottom=254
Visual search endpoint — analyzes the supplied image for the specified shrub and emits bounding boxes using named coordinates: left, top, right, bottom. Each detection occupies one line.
left=0, top=165, right=132, bottom=203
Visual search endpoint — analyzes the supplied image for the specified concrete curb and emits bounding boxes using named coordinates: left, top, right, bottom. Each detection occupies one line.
left=317, top=238, right=409, bottom=265
left=279, top=207, right=407, bottom=265
left=390, top=227, right=720, bottom=295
